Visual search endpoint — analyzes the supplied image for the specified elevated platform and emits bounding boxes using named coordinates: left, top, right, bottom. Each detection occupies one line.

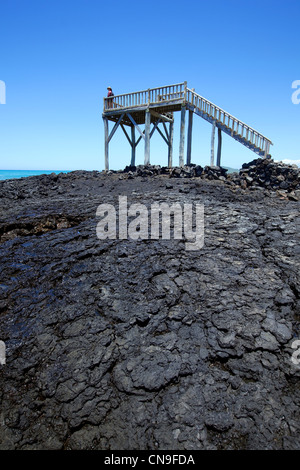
left=102, top=82, right=273, bottom=170
left=103, top=83, right=184, bottom=125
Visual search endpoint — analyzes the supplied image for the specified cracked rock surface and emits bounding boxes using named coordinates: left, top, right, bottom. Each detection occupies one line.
left=0, top=166, right=300, bottom=450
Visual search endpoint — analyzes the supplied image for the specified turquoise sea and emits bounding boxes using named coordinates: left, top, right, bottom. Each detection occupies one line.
left=0, top=170, right=70, bottom=181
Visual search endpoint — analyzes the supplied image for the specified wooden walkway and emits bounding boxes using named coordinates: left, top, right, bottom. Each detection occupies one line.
left=102, top=81, right=273, bottom=170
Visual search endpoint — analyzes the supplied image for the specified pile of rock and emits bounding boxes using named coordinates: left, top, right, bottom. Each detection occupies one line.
left=118, top=160, right=300, bottom=199
left=201, top=165, right=228, bottom=181
left=169, top=164, right=203, bottom=178
left=122, top=163, right=225, bottom=179
left=169, top=164, right=228, bottom=180
left=237, top=158, right=300, bottom=193
left=123, top=164, right=164, bottom=177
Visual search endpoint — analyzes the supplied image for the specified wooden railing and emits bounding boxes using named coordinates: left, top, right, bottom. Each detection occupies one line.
left=149, top=83, right=185, bottom=104
left=103, top=82, right=185, bottom=111
left=186, top=88, right=272, bottom=155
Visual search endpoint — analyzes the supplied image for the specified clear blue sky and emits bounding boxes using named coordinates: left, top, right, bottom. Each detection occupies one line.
left=0, top=0, right=299, bottom=171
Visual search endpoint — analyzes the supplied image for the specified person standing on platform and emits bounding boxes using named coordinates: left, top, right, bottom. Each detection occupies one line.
left=107, top=86, right=114, bottom=109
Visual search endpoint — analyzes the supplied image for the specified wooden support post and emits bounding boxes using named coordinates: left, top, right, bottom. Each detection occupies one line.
left=131, top=125, right=136, bottom=166
left=168, top=121, right=174, bottom=167
left=187, top=110, right=193, bottom=165
left=144, top=109, right=151, bottom=165
left=103, top=117, right=109, bottom=171
left=210, top=121, right=216, bottom=166
left=264, top=141, right=270, bottom=158
left=217, top=127, right=222, bottom=167
left=179, top=105, right=186, bottom=167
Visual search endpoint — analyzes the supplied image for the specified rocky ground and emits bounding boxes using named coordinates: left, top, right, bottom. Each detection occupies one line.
left=0, top=159, right=300, bottom=450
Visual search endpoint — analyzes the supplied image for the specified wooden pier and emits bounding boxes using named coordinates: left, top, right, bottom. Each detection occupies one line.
left=102, top=81, right=273, bottom=170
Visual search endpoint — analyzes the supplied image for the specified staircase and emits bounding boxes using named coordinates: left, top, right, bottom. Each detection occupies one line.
left=186, top=88, right=272, bottom=157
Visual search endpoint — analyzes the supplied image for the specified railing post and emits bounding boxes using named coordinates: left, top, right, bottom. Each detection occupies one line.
left=183, top=81, right=187, bottom=103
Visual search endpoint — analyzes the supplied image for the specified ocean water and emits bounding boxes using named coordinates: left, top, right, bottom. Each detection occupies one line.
left=0, top=170, right=70, bottom=181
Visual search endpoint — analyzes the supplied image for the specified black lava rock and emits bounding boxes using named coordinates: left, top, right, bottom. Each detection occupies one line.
left=0, top=164, right=300, bottom=450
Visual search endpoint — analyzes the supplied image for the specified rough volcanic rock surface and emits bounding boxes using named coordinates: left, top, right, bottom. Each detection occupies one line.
left=0, top=164, right=300, bottom=450
left=237, top=158, right=300, bottom=194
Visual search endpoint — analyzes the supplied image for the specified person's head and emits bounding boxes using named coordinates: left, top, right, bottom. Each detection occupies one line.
left=107, top=86, right=112, bottom=91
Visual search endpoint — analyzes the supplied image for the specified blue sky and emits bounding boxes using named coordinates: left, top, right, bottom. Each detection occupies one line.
left=0, top=0, right=299, bottom=171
